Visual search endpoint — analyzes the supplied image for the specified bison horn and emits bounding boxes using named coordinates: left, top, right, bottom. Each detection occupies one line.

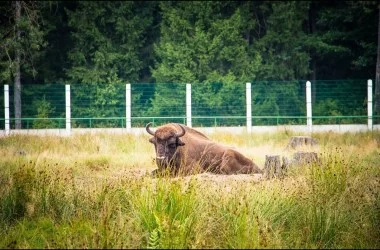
left=145, top=122, right=155, bottom=136
left=176, top=124, right=186, bottom=137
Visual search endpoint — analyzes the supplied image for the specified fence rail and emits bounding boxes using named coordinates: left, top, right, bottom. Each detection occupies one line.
left=1, top=80, right=378, bottom=135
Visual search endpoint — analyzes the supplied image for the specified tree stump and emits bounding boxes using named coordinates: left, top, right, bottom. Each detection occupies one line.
left=286, top=136, right=318, bottom=150
left=292, top=151, right=319, bottom=166
left=264, top=152, right=320, bottom=179
left=264, top=155, right=284, bottom=179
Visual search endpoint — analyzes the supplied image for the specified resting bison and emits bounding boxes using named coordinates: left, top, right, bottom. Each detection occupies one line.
left=146, top=122, right=262, bottom=176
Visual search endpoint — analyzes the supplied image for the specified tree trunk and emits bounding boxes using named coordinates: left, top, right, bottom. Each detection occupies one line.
left=309, top=1, right=317, bottom=103
left=14, top=1, right=22, bottom=129
left=375, top=3, right=380, bottom=115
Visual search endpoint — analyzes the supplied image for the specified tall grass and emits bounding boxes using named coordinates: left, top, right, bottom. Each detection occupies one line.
left=0, top=131, right=379, bottom=248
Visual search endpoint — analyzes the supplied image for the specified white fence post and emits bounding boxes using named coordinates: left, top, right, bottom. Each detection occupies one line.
left=246, top=82, right=252, bottom=133
left=306, top=81, right=312, bottom=132
left=368, top=79, right=373, bottom=130
left=65, top=84, right=71, bottom=135
left=126, top=83, right=131, bottom=132
left=4, top=85, right=10, bottom=135
left=186, top=83, right=192, bottom=127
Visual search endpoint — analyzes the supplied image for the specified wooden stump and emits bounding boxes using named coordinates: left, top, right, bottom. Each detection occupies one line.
left=286, top=136, right=318, bottom=150
left=292, top=151, right=319, bottom=166
left=264, top=155, right=285, bottom=179
left=264, top=152, right=319, bottom=179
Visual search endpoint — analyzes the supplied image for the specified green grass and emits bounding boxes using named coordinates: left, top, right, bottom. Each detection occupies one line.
left=0, top=131, right=379, bottom=248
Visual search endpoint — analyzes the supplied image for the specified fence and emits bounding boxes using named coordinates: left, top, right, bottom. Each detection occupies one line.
left=1, top=80, right=378, bottom=134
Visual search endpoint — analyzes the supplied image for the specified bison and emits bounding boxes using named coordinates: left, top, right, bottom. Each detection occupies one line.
left=146, top=122, right=263, bottom=176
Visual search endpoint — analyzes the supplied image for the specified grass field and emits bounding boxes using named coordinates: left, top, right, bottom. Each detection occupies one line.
left=0, top=130, right=379, bottom=248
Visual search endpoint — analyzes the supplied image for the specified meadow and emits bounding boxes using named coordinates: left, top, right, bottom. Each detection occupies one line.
left=0, top=130, right=379, bottom=249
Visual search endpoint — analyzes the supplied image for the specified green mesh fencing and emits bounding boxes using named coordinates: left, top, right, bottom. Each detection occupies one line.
left=251, top=81, right=306, bottom=125
left=0, top=80, right=377, bottom=130
left=313, top=80, right=367, bottom=124
left=0, top=85, right=4, bottom=129
left=70, top=83, right=125, bottom=128
left=192, top=82, right=246, bottom=126
left=6, top=84, right=66, bottom=129
left=131, top=83, right=186, bottom=127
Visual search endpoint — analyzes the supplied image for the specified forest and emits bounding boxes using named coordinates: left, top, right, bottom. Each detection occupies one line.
left=0, top=1, right=379, bottom=127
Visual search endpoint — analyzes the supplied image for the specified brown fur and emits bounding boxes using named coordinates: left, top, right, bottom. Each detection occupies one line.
left=147, top=123, right=262, bottom=176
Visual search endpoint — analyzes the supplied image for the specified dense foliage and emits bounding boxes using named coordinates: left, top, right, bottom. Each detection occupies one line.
left=1, top=1, right=378, bottom=84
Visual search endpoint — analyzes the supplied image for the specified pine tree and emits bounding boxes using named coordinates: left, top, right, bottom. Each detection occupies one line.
left=0, top=1, right=48, bottom=128
left=253, top=1, right=311, bottom=80
left=65, top=1, right=156, bottom=120
left=151, top=1, right=261, bottom=120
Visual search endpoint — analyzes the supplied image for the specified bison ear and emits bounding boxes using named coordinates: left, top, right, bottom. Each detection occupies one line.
left=149, top=137, right=156, bottom=144
left=177, top=138, right=185, bottom=146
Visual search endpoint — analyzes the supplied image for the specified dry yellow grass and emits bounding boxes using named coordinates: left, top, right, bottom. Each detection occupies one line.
left=0, top=130, right=379, bottom=248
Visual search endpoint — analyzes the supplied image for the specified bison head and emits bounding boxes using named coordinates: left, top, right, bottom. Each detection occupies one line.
left=146, top=123, right=186, bottom=169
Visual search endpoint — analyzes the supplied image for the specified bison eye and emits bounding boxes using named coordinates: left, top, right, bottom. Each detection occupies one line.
left=168, top=143, right=176, bottom=149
